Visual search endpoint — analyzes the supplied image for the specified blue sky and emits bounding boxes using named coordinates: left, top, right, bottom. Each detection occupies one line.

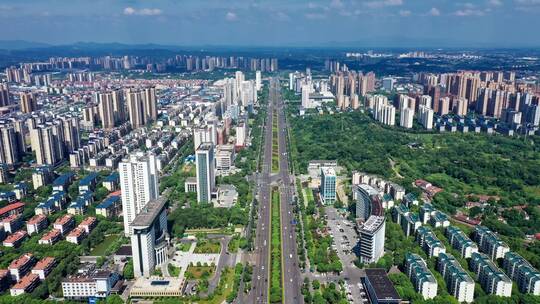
left=0, top=0, right=539, bottom=47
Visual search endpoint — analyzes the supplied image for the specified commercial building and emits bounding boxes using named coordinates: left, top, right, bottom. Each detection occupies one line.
left=195, top=143, right=215, bottom=203
left=503, top=252, right=540, bottom=295
left=437, top=252, right=475, bottom=303
left=473, top=226, right=510, bottom=260
left=355, top=184, right=381, bottom=221
left=445, top=226, right=479, bottom=258
left=320, top=167, right=337, bottom=204
left=405, top=253, right=437, bottom=300
left=62, top=270, right=120, bottom=300
left=131, top=196, right=169, bottom=278
left=358, top=216, right=386, bottom=264
left=119, top=152, right=159, bottom=235
left=470, top=252, right=512, bottom=297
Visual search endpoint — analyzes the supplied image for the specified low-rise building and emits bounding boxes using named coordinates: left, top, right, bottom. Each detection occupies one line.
left=31, top=257, right=56, bottom=280
left=405, top=253, right=437, bottom=299
left=10, top=273, right=40, bottom=296
left=66, top=228, right=86, bottom=244
left=3, top=230, right=28, bottom=247
left=38, top=229, right=62, bottom=245
left=96, top=195, right=121, bottom=218
left=184, top=177, right=197, bottom=193
left=52, top=172, right=76, bottom=192
left=26, top=214, right=48, bottom=235
left=1, top=214, right=23, bottom=233
left=362, top=268, right=401, bottom=304
left=102, top=172, right=119, bottom=191
left=53, top=214, right=75, bottom=235
left=9, top=253, right=36, bottom=282
left=0, top=202, right=24, bottom=220
left=78, top=217, right=97, bottom=234
left=62, top=270, right=120, bottom=300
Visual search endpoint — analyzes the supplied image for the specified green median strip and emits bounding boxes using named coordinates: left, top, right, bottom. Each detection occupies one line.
left=269, top=189, right=283, bottom=303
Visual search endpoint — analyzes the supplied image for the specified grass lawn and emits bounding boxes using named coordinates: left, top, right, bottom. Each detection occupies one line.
left=186, top=265, right=215, bottom=279
left=194, top=239, right=221, bottom=254
left=168, top=263, right=181, bottom=277
left=177, top=242, right=192, bottom=252
left=195, top=267, right=235, bottom=304
left=90, top=234, right=118, bottom=256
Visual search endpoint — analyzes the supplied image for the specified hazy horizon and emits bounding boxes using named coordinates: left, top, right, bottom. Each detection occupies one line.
left=1, top=0, right=540, bottom=48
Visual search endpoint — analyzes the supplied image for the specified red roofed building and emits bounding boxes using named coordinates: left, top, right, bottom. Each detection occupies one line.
left=78, top=217, right=97, bottom=234
left=10, top=273, right=40, bottom=296
left=1, top=214, right=23, bottom=234
left=3, top=230, right=28, bottom=248
left=26, top=214, right=48, bottom=235
left=0, top=202, right=24, bottom=220
left=31, top=257, right=56, bottom=280
left=53, top=214, right=75, bottom=235
left=38, top=229, right=62, bottom=245
left=8, top=253, right=36, bottom=282
left=66, top=228, right=86, bottom=245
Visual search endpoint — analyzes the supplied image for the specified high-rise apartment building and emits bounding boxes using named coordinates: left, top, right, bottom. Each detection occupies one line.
left=418, top=105, right=434, bottom=130
left=98, top=93, right=115, bottom=129
left=196, top=143, right=215, bottom=203
left=0, top=124, right=20, bottom=165
left=0, top=83, right=10, bottom=106
left=119, top=152, right=159, bottom=236
left=437, top=252, right=475, bottom=303
left=400, top=107, right=414, bottom=129
left=30, top=124, right=64, bottom=165
left=20, top=92, right=37, bottom=113
left=405, top=253, right=438, bottom=300
left=470, top=252, right=512, bottom=297
left=503, top=252, right=540, bottom=295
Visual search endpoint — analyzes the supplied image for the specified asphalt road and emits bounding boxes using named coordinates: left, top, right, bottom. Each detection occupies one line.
left=247, top=79, right=274, bottom=304
left=274, top=79, right=303, bottom=304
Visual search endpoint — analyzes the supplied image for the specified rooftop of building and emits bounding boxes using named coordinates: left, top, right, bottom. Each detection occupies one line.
left=33, top=257, right=56, bottom=270
left=360, top=215, right=386, bottom=233
left=1, top=213, right=21, bottom=223
left=79, top=172, right=98, bottom=186
left=365, top=268, right=401, bottom=301
left=40, top=229, right=61, bottom=241
left=96, top=195, right=121, bottom=209
left=67, top=227, right=85, bottom=238
left=54, top=214, right=74, bottom=226
left=131, top=196, right=167, bottom=228
left=52, top=172, right=75, bottom=186
left=320, top=166, right=336, bottom=176
left=11, top=273, right=39, bottom=289
left=0, top=202, right=24, bottom=216
left=27, top=214, right=47, bottom=225
left=79, top=216, right=97, bottom=227
left=9, top=253, right=34, bottom=269
left=4, top=230, right=27, bottom=242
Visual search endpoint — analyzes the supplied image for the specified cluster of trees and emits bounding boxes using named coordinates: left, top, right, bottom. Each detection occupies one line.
left=168, top=205, right=248, bottom=237
left=301, top=278, right=349, bottom=304
left=226, top=263, right=244, bottom=303
left=302, top=188, right=342, bottom=273
left=289, top=110, right=540, bottom=256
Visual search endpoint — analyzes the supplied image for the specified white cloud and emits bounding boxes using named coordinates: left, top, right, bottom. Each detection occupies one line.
left=123, top=7, right=162, bottom=16
left=428, top=7, right=441, bottom=16
left=399, top=10, right=411, bottom=16
left=305, top=12, right=327, bottom=19
left=225, top=11, right=238, bottom=21
left=330, top=0, right=344, bottom=8
left=488, top=0, right=503, bottom=6
left=454, top=8, right=485, bottom=16
left=365, top=0, right=403, bottom=9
